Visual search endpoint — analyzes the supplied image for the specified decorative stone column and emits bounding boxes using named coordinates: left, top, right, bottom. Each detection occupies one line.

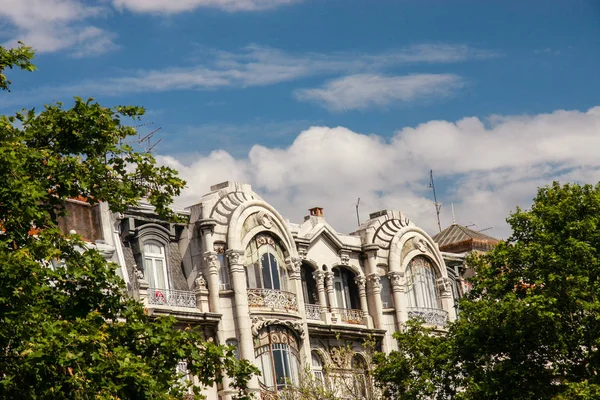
left=313, top=270, right=328, bottom=313
left=354, top=275, right=373, bottom=328
left=226, top=249, right=259, bottom=391
left=437, top=277, right=456, bottom=322
left=287, top=257, right=312, bottom=363
left=388, top=271, right=406, bottom=329
left=324, top=271, right=336, bottom=309
left=203, top=251, right=220, bottom=314
left=197, top=220, right=219, bottom=314
left=367, top=273, right=384, bottom=330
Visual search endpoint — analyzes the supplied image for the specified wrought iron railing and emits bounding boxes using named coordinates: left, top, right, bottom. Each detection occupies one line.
left=247, top=288, right=298, bottom=312
left=407, top=306, right=448, bottom=326
left=148, top=288, right=197, bottom=308
left=305, top=304, right=322, bottom=320
left=331, top=307, right=364, bottom=324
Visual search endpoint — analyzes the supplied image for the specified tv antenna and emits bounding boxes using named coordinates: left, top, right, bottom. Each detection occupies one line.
left=429, top=169, right=442, bottom=233
left=355, top=198, right=361, bottom=227
left=138, top=127, right=163, bottom=154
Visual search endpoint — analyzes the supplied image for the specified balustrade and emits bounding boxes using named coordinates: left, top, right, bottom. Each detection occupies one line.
left=247, top=288, right=298, bottom=312
left=407, top=306, right=448, bottom=326
left=304, top=304, right=322, bottom=320
left=148, top=288, right=197, bottom=308
left=330, top=307, right=364, bottom=324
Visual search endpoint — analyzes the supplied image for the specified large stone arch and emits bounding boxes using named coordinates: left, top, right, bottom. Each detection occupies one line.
left=227, top=200, right=298, bottom=259
left=388, top=226, right=447, bottom=279
left=330, top=262, right=364, bottom=279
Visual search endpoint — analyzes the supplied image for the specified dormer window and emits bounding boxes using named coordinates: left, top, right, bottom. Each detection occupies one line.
left=143, top=241, right=168, bottom=289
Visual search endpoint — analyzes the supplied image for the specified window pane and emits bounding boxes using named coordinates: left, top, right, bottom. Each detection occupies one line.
left=380, top=276, right=393, bottom=308
left=145, top=257, right=156, bottom=287
left=144, top=243, right=162, bottom=254
left=335, top=282, right=345, bottom=308
left=269, top=253, right=280, bottom=290
left=261, top=254, right=273, bottom=289
left=155, top=258, right=166, bottom=289
left=259, top=352, right=275, bottom=389
left=273, top=348, right=286, bottom=389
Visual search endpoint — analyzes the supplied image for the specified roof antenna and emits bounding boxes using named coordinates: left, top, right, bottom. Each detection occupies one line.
left=429, top=170, right=442, bottom=233
left=138, top=127, right=162, bottom=153
left=355, top=198, right=361, bottom=227
left=451, top=202, right=456, bottom=225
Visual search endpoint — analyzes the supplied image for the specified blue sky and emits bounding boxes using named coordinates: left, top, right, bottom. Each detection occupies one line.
left=2, top=0, right=600, bottom=237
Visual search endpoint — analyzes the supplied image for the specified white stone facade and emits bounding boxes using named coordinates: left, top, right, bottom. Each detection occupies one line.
left=102, top=181, right=462, bottom=399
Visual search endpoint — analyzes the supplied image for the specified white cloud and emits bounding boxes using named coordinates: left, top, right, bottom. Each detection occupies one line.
left=294, top=73, right=464, bottom=111
left=0, top=0, right=117, bottom=56
left=157, top=106, right=600, bottom=239
left=0, top=43, right=495, bottom=109
left=112, top=0, right=300, bottom=13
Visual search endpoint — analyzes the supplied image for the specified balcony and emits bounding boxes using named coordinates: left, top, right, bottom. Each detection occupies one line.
left=331, top=307, right=364, bottom=324
left=407, top=306, right=448, bottom=326
left=305, top=304, right=322, bottom=320
left=247, top=288, right=298, bottom=312
left=148, top=288, right=197, bottom=309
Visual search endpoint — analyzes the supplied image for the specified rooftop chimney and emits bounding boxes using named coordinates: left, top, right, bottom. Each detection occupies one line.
left=309, top=207, right=324, bottom=217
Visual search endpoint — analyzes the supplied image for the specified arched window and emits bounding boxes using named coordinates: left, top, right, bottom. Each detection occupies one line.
left=301, top=263, right=319, bottom=305
left=380, top=275, right=393, bottom=309
left=333, top=268, right=360, bottom=310
left=245, top=234, right=287, bottom=291
left=311, top=351, right=325, bottom=387
left=351, top=354, right=368, bottom=399
left=405, top=256, right=439, bottom=309
left=254, top=326, right=300, bottom=391
left=143, top=241, right=168, bottom=289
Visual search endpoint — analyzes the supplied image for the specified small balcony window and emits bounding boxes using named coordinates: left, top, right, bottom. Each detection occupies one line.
left=143, top=241, right=169, bottom=290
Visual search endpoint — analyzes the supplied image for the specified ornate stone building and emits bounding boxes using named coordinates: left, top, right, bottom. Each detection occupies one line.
left=65, top=181, right=482, bottom=399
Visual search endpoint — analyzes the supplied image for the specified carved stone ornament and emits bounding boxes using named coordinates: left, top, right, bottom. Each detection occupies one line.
left=204, top=252, right=218, bottom=268
left=436, top=277, right=452, bottom=293
left=285, top=257, right=301, bottom=274
left=387, top=271, right=404, bottom=288
left=251, top=317, right=305, bottom=339
left=324, top=271, right=334, bottom=288
left=339, top=251, right=350, bottom=266
left=257, top=211, right=273, bottom=229
left=329, top=346, right=351, bottom=369
left=313, top=270, right=325, bottom=286
left=134, top=266, right=144, bottom=280
left=368, top=273, right=381, bottom=288
left=195, top=274, right=207, bottom=290
left=225, top=249, right=244, bottom=265
left=415, top=237, right=428, bottom=253
left=298, top=247, right=308, bottom=260
left=354, top=275, right=367, bottom=289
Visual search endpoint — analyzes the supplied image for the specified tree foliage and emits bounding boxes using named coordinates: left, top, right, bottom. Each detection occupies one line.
left=0, top=45, right=257, bottom=399
left=374, top=182, right=600, bottom=399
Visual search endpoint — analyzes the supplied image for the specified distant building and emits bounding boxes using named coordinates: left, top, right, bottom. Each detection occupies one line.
left=60, top=182, right=498, bottom=399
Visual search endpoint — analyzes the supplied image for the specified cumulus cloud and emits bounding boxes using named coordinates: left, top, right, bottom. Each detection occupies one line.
left=0, top=0, right=117, bottom=56
left=295, top=73, right=464, bottom=111
left=112, top=0, right=301, bottom=13
left=157, top=106, right=600, bottom=239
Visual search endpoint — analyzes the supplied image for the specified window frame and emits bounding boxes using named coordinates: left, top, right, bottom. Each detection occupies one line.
left=143, top=240, right=169, bottom=290
left=405, top=255, right=440, bottom=309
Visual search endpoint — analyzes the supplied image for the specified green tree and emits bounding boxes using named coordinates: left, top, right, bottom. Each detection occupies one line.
left=374, top=182, right=600, bottom=400
left=0, top=44, right=257, bottom=399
